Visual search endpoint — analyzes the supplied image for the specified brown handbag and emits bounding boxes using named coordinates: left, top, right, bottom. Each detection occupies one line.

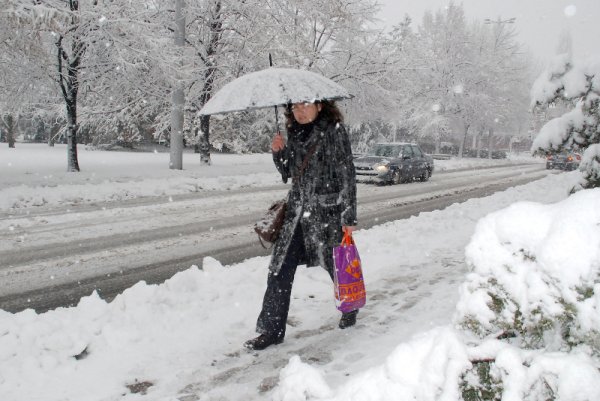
left=254, top=199, right=287, bottom=246
left=254, top=143, right=318, bottom=247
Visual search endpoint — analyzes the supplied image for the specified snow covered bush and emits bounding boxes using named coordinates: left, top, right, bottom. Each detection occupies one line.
left=455, top=188, right=600, bottom=351
left=454, top=188, right=600, bottom=400
left=531, top=55, right=600, bottom=191
left=459, top=342, right=600, bottom=401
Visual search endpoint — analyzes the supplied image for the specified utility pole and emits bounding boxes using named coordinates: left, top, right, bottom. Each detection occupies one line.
left=483, top=16, right=516, bottom=160
left=170, top=0, right=185, bottom=170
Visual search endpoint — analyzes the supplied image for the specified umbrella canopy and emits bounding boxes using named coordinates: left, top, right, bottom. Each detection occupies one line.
left=199, top=67, right=353, bottom=116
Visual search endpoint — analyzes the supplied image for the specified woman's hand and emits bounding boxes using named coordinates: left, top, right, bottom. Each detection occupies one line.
left=342, top=226, right=356, bottom=235
left=271, top=132, right=285, bottom=152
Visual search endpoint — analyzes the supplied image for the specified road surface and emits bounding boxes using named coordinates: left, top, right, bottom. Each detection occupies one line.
left=0, top=163, right=550, bottom=313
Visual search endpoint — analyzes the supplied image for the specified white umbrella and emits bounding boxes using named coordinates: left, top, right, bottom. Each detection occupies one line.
left=198, top=67, right=353, bottom=116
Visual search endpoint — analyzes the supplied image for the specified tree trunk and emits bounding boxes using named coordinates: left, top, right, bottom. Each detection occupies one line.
left=488, top=128, right=494, bottom=159
left=7, top=130, right=15, bottom=148
left=458, top=123, right=470, bottom=158
left=476, top=132, right=483, bottom=158
left=56, top=1, right=83, bottom=172
left=48, top=124, right=60, bottom=147
left=170, top=87, right=184, bottom=169
left=2, top=114, right=16, bottom=148
left=63, top=62, right=80, bottom=172
left=198, top=115, right=211, bottom=165
left=169, top=0, right=185, bottom=170
left=66, top=100, right=80, bottom=171
left=195, top=1, right=223, bottom=166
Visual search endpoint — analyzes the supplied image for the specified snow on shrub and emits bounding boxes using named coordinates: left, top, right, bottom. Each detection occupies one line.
left=454, top=188, right=600, bottom=400
left=455, top=188, right=600, bottom=351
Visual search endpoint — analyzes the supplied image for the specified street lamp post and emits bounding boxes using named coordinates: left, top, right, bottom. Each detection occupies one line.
left=169, top=0, right=185, bottom=170
left=482, top=17, right=516, bottom=159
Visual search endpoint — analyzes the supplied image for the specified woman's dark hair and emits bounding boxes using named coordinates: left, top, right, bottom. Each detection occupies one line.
left=284, top=100, right=344, bottom=131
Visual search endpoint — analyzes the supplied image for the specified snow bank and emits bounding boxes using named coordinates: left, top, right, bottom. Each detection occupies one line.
left=275, top=327, right=470, bottom=401
left=0, top=258, right=266, bottom=400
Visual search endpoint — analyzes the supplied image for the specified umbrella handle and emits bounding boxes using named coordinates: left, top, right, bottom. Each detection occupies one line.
left=269, top=54, right=280, bottom=134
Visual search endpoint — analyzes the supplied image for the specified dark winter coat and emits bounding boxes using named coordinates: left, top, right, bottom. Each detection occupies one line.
left=269, top=116, right=357, bottom=275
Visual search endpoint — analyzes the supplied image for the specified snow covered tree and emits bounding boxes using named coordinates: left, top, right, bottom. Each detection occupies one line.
left=2, top=0, right=143, bottom=170
left=1, top=0, right=537, bottom=162
left=478, top=19, right=529, bottom=159
left=2, top=1, right=198, bottom=166
left=184, top=0, right=261, bottom=165
left=0, top=3, right=63, bottom=148
left=393, top=5, right=531, bottom=157
left=191, top=0, right=392, bottom=156
left=4, top=0, right=99, bottom=171
left=80, top=2, right=185, bottom=149
left=407, top=3, right=473, bottom=152
left=407, top=6, right=509, bottom=153
left=265, top=0, right=398, bottom=124
left=348, top=14, right=419, bottom=127
left=531, top=55, right=600, bottom=190
left=446, top=17, right=529, bottom=159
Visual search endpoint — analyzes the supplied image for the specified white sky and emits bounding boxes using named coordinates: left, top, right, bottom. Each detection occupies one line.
left=376, top=0, right=600, bottom=63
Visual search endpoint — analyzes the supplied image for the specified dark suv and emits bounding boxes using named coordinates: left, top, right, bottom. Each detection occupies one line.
left=546, top=151, right=581, bottom=171
left=353, top=143, right=434, bottom=184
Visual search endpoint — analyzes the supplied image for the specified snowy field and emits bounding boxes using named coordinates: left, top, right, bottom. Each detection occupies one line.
left=1, top=143, right=537, bottom=210
left=0, top=143, right=598, bottom=401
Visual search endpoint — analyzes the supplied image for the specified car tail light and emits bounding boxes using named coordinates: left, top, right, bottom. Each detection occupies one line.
left=576, top=154, right=581, bottom=161
left=546, top=155, right=553, bottom=160
left=567, top=156, right=573, bottom=162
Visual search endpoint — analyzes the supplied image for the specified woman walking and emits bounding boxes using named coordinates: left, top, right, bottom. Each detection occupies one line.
left=244, top=100, right=358, bottom=351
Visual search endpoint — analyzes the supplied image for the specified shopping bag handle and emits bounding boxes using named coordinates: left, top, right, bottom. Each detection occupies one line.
left=341, top=230, right=354, bottom=246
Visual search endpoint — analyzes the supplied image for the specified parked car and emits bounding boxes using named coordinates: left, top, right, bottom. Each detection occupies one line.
left=546, top=150, right=581, bottom=171
left=353, top=142, right=434, bottom=184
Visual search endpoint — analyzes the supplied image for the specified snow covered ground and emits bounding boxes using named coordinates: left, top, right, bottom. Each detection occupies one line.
left=0, top=144, right=598, bottom=401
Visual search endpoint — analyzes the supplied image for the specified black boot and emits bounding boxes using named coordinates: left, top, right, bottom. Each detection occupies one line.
left=243, top=334, right=283, bottom=351
left=339, top=310, right=358, bottom=329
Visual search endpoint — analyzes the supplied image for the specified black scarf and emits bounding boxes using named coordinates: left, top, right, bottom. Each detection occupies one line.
left=288, top=117, right=324, bottom=177
left=290, top=120, right=315, bottom=143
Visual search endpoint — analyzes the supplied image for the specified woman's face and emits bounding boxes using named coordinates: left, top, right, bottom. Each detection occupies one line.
left=291, top=102, right=322, bottom=125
